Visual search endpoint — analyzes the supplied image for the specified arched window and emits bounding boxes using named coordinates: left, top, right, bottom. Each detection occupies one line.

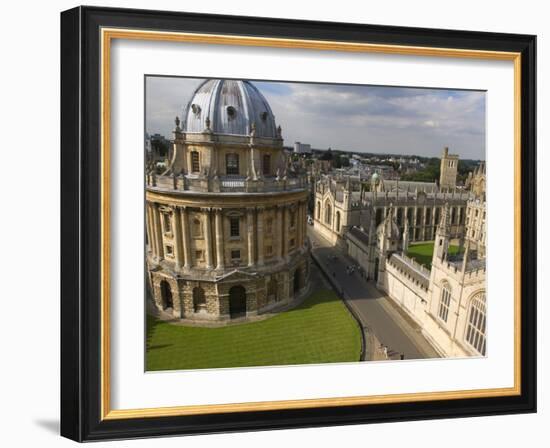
left=396, top=208, right=403, bottom=226
left=465, top=291, right=486, bottom=355
left=335, top=211, right=341, bottom=232
left=316, top=201, right=321, bottom=220
left=193, top=287, right=206, bottom=312
left=438, top=283, right=452, bottom=322
left=226, top=153, right=239, bottom=175
left=263, top=154, right=271, bottom=175
left=324, top=201, right=332, bottom=225
left=190, top=151, right=200, bottom=173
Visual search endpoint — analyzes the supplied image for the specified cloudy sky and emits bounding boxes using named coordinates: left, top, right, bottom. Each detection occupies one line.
left=146, top=76, right=486, bottom=160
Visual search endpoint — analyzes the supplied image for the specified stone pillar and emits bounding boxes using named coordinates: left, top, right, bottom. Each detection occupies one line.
left=146, top=202, right=155, bottom=256
left=247, top=207, right=255, bottom=267
left=181, top=206, right=191, bottom=269
left=214, top=208, right=225, bottom=270
left=203, top=208, right=213, bottom=269
left=297, top=202, right=304, bottom=249
left=412, top=206, right=417, bottom=242
left=257, top=207, right=265, bottom=266
left=153, top=203, right=164, bottom=260
left=282, top=205, right=288, bottom=259
left=301, top=201, right=307, bottom=248
left=276, top=205, right=284, bottom=261
left=173, top=207, right=184, bottom=269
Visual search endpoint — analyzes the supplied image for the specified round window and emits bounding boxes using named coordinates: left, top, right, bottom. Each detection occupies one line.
left=226, top=106, right=236, bottom=119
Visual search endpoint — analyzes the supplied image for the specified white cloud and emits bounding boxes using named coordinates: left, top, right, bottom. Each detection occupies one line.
left=146, top=77, right=486, bottom=160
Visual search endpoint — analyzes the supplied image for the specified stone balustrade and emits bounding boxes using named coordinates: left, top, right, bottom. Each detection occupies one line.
left=146, top=173, right=308, bottom=194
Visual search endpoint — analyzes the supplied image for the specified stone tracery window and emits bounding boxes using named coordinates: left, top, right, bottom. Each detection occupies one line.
left=465, top=291, right=486, bottom=355
left=324, top=201, right=332, bottom=225
left=438, top=283, right=452, bottom=323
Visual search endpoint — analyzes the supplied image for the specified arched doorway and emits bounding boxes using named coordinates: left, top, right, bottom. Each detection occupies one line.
left=267, top=279, right=278, bottom=302
left=229, top=285, right=246, bottom=318
left=293, top=268, right=302, bottom=293
left=160, top=280, right=173, bottom=310
left=193, top=286, right=206, bottom=312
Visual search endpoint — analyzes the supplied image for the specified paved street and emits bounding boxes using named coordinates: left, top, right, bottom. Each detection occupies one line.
left=308, top=226, right=440, bottom=360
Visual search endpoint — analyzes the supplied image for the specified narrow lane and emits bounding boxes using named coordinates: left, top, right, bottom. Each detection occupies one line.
left=308, top=226, right=439, bottom=360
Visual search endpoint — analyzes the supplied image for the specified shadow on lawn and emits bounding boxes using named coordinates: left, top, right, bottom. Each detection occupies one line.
left=148, top=344, right=172, bottom=350
left=146, top=314, right=170, bottom=351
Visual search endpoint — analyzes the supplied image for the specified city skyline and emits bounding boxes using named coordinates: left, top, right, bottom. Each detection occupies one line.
left=145, top=76, right=486, bottom=160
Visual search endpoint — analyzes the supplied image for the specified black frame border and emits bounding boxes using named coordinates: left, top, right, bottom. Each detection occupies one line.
left=61, top=6, right=536, bottom=442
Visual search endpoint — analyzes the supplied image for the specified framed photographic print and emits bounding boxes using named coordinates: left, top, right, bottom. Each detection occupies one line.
left=60, top=6, right=536, bottom=441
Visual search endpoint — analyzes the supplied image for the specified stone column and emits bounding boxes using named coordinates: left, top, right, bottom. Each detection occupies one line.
left=153, top=203, right=164, bottom=260
left=214, top=208, right=225, bottom=270
left=247, top=207, right=255, bottom=267
left=203, top=208, right=213, bottom=269
left=257, top=207, right=265, bottom=266
left=412, top=206, right=417, bottom=242
left=296, top=202, right=303, bottom=250
left=173, top=207, right=184, bottom=270
left=181, top=206, right=191, bottom=269
left=276, top=205, right=284, bottom=261
left=146, top=202, right=155, bottom=256
left=301, top=201, right=307, bottom=248
left=282, top=205, right=288, bottom=259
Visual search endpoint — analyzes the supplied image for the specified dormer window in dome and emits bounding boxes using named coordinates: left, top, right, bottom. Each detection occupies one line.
left=260, top=111, right=268, bottom=122
left=226, top=106, right=237, bottom=121
left=191, top=104, right=201, bottom=117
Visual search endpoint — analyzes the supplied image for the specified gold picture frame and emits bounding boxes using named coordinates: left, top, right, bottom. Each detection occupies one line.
left=61, top=6, right=536, bottom=441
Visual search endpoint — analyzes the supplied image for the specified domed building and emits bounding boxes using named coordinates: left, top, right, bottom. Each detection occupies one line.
left=145, top=79, right=310, bottom=322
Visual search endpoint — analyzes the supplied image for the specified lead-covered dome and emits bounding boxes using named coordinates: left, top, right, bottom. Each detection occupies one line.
left=183, top=79, right=279, bottom=138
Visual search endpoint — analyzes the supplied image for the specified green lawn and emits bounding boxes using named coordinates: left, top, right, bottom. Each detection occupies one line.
left=406, top=242, right=461, bottom=269
left=146, top=289, right=362, bottom=371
